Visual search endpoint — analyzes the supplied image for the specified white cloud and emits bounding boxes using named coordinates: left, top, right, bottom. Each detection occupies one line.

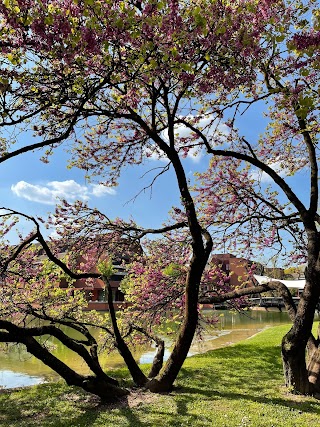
left=250, top=160, right=295, bottom=183
left=143, top=146, right=168, bottom=162
left=146, top=115, right=229, bottom=163
left=91, top=184, right=117, bottom=197
left=184, top=145, right=204, bottom=163
left=11, top=180, right=116, bottom=205
left=250, top=169, right=271, bottom=183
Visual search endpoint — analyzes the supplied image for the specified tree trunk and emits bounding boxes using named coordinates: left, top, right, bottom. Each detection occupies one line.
left=148, top=339, right=165, bottom=379
left=114, top=336, right=148, bottom=386
left=307, top=348, right=320, bottom=389
left=22, top=335, right=129, bottom=400
left=281, top=256, right=320, bottom=395
left=127, top=324, right=165, bottom=379
left=307, top=324, right=320, bottom=391
left=147, top=316, right=197, bottom=392
left=146, top=252, right=208, bottom=392
left=282, top=331, right=313, bottom=394
left=105, top=278, right=148, bottom=386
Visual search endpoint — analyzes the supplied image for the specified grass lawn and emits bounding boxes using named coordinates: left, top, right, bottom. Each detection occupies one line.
left=1, top=324, right=320, bottom=427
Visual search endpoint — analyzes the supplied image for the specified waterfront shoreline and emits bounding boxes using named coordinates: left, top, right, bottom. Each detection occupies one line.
left=2, top=325, right=320, bottom=427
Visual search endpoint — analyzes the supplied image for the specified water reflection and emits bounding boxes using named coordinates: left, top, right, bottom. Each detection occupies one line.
left=0, top=370, right=44, bottom=389
left=0, top=310, right=294, bottom=388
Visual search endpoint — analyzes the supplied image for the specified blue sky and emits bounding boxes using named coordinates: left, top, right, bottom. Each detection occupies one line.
left=1, top=137, right=208, bottom=239
left=1, top=100, right=310, bottom=252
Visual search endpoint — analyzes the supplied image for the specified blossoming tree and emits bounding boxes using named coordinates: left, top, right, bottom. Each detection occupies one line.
left=0, top=0, right=319, bottom=398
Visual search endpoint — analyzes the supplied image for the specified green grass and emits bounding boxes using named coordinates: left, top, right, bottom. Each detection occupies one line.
left=1, top=324, right=320, bottom=427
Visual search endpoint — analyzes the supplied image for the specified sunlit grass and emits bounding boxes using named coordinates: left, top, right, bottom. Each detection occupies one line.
left=1, top=324, right=320, bottom=427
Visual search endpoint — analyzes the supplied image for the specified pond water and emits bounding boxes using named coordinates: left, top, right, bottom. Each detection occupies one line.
left=0, top=310, right=297, bottom=389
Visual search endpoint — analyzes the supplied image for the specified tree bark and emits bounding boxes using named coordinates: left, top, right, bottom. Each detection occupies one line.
left=129, top=324, right=165, bottom=379
left=307, top=318, right=320, bottom=391
left=22, top=334, right=129, bottom=400
left=146, top=249, right=211, bottom=392
left=307, top=348, right=320, bottom=389
left=282, top=329, right=313, bottom=394
left=148, top=340, right=165, bottom=379
left=104, top=278, right=148, bottom=386
left=0, top=320, right=128, bottom=401
left=281, top=245, right=320, bottom=395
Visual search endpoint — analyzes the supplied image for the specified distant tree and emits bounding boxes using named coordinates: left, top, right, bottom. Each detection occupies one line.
left=0, top=0, right=319, bottom=399
left=284, top=266, right=305, bottom=280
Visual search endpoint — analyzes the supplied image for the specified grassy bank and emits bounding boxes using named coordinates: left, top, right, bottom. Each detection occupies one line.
left=1, top=324, right=320, bottom=427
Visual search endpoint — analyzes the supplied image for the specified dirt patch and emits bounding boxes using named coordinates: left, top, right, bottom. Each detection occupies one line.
left=99, top=389, right=159, bottom=409
left=0, top=386, right=25, bottom=394
left=62, top=388, right=158, bottom=410
left=1, top=384, right=159, bottom=411
left=124, top=389, right=158, bottom=408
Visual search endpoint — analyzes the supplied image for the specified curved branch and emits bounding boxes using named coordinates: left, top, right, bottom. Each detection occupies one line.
left=0, top=320, right=90, bottom=383
left=0, top=319, right=117, bottom=384
left=130, top=324, right=165, bottom=379
left=0, top=72, right=115, bottom=165
left=0, top=232, right=37, bottom=274
left=200, top=281, right=297, bottom=321
left=103, top=277, right=147, bottom=386
left=135, top=221, right=188, bottom=238
left=0, top=114, right=78, bottom=164
left=208, top=148, right=308, bottom=220
left=36, top=231, right=101, bottom=279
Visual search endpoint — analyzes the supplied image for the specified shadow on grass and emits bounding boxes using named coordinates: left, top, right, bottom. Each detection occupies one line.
left=176, top=384, right=320, bottom=415
left=0, top=385, right=153, bottom=427
left=174, top=342, right=320, bottom=416
left=1, top=332, right=319, bottom=426
left=0, top=387, right=100, bottom=427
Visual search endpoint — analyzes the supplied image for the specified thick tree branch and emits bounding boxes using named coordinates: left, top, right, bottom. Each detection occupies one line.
left=0, top=319, right=118, bottom=385
left=0, top=115, right=78, bottom=165
left=102, top=276, right=147, bottom=386
left=200, top=281, right=297, bottom=321
left=208, top=148, right=308, bottom=220
left=0, top=232, right=37, bottom=274
left=130, top=324, right=165, bottom=379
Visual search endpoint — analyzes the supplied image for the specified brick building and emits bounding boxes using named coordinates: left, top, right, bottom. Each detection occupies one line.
left=59, top=251, right=265, bottom=310
left=210, top=253, right=264, bottom=288
left=58, top=253, right=131, bottom=311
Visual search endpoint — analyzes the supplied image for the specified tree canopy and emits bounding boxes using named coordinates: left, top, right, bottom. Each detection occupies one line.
left=0, top=0, right=320, bottom=399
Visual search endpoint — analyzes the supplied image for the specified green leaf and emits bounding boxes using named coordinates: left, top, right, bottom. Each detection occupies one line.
left=217, top=26, right=226, bottom=35
left=44, top=15, right=54, bottom=25
left=98, top=258, right=115, bottom=279
left=300, top=68, right=310, bottom=77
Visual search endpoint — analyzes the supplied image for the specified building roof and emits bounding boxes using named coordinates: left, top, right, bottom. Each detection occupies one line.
left=254, top=275, right=305, bottom=289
